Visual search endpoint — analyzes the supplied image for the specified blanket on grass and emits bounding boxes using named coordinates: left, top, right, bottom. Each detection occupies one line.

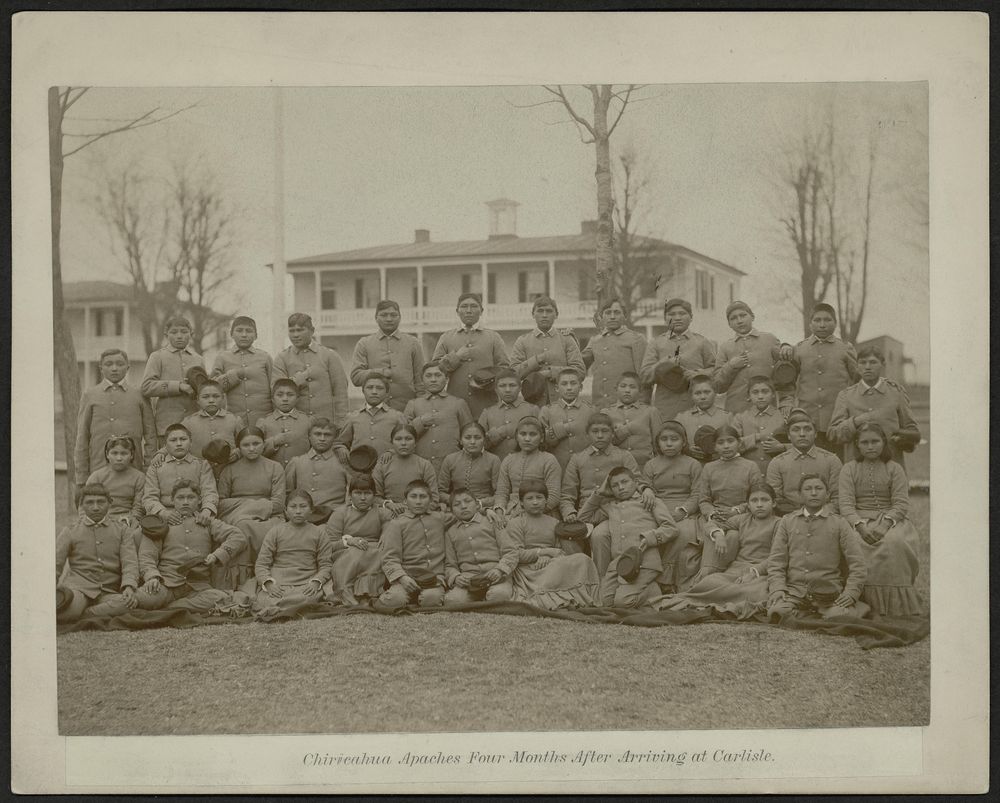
left=58, top=600, right=929, bottom=650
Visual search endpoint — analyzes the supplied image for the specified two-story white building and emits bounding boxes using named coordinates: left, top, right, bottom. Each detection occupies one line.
left=286, top=200, right=745, bottom=367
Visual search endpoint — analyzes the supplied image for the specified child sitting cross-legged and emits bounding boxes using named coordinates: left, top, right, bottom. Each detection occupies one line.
left=55, top=483, right=140, bottom=622
left=135, top=480, right=247, bottom=612
left=252, top=489, right=334, bottom=620
left=374, top=479, right=453, bottom=611
left=766, top=473, right=868, bottom=621
left=579, top=467, right=680, bottom=609
left=442, top=487, right=517, bottom=606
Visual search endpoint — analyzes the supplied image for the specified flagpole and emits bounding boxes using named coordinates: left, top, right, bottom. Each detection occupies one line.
left=272, top=86, right=287, bottom=354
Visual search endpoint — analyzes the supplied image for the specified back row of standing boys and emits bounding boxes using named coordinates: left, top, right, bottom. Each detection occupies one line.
left=61, top=293, right=923, bottom=621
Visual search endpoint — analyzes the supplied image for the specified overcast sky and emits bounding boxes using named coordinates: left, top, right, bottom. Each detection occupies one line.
left=60, top=82, right=929, bottom=380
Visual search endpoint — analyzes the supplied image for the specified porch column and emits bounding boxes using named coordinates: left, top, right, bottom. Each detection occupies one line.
left=378, top=266, right=387, bottom=300
left=480, top=262, right=489, bottom=307
left=415, top=265, right=424, bottom=320
left=547, top=259, right=556, bottom=298
left=83, top=306, right=92, bottom=353
left=313, top=269, right=322, bottom=323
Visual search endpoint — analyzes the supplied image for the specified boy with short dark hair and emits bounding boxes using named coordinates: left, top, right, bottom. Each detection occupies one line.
left=580, top=467, right=679, bottom=608
left=273, top=312, right=349, bottom=428
left=509, top=296, right=586, bottom=406
left=350, top=299, right=426, bottom=412
left=478, top=368, right=541, bottom=459
left=211, top=315, right=274, bottom=428
left=180, top=379, right=242, bottom=459
left=766, top=473, right=868, bottom=620
left=403, top=361, right=474, bottom=472
left=141, top=423, right=219, bottom=521
left=258, top=379, right=313, bottom=468
left=777, top=303, right=859, bottom=453
left=56, top=483, right=139, bottom=622
left=675, top=374, right=732, bottom=461
left=539, top=368, right=594, bottom=470
left=602, top=371, right=662, bottom=468
left=74, top=347, right=156, bottom=490
left=334, top=374, right=407, bottom=459
left=442, top=488, right=516, bottom=605
left=284, top=417, right=351, bottom=511
left=135, top=480, right=247, bottom=610
left=375, top=480, right=453, bottom=611
left=141, top=315, right=205, bottom=446
left=765, top=409, right=843, bottom=515
left=733, top=375, right=788, bottom=473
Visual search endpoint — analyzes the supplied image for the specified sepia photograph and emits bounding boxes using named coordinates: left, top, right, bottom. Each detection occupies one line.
left=11, top=10, right=988, bottom=795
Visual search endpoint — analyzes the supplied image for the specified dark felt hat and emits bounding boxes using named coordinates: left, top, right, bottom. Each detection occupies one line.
left=201, top=439, right=232, bottom=466
left=186, top=365, right=211, bottom=392
left=56, top=585, right=74, bottom=614
left=308, top=505, right=333, bottom=525
left=772, top=427, right=790, bottom=444
left=409, top=568, right=440, bottom=590
left=806, top=579, right=842, bottom=607
left=891, top=430, right=921, bottom=453
left=139, top=514, right=170, bottom=541
left=579, top=337, right=594, bottom=369
left=693, top=425, right=718, bottom=456
left=520, top=371, right=548, bottom=404
left=469, top=367, right=500, bottom=390
left=771, top=359, right=799, bottom=389
left=467, top=572, right=495, bottom=592
left=554, top=521, right=590, bottom=542
left=654, top=362, right=689, bottom=393
left=347, top=445, right=378, bottom=473
left=616, top=546, right=642, bottom=582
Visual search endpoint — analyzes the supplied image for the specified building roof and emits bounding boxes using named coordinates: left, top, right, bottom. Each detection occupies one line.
left=286, top=233, right=746, bottom=276
left=62, top=280, right=137, bottom=304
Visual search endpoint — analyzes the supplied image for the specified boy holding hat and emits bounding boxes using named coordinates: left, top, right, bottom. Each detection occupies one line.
left=640, top=298, right=717, bottom=420
left=431, top=293, right=511, bottom=419
left=135, top=479, right=247, bottom=609
left=509, top=296, right=586, bottom=407
left=766, top=473, right=868, bottom=620
left=713, top=301, right=783, bottom=414
left=273, top=313, right=350, bottom=429
left=602, top=371, right=662, bottom=469
left=211, top=315, right=274, bottom=429
left=776, top=303, right=859, bottom=454
left=442, top=488, right=516, bottom=605
left=765, top=408, right=843, bottom=515
left=259, top=379, right=313, bottom=469
left=580, top=467, right=679, bottom=608
left=55, top=483, right=140, bottom=622
left=74, top=348, right=157, bottom=490
left=478, top=368, right=541, bottom=460
left=180, top=379, right=242, bottom=460
left=674, top=374, right=732, bottom=461
left=403, top=360, right=475, bottom=473
left=284, top=417, right=351, bottom=513
left=334, top=374, right=407, bottom=460
left=733, top=375, right=788, bottom=474
left=141, top=315, right=205, bottom=447
left=350, top=300, right=426, bottom=412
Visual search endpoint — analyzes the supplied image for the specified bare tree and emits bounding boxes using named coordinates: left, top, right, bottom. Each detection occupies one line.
left=95, top=166, right=179, bottom=355
left=777, top=116, right=879, bottom=340
left=610, top=146, right=675, bottom=326
left=535, top=85, right=642, bottom=323
left=170, top=164, right=236, bottom=350
left=49, top=87, right=193, bottom=508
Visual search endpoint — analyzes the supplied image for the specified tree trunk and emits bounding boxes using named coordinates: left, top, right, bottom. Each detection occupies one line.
left=591, top=86, right=615, bottom=327
left=49, top=87, right=80, bottom=510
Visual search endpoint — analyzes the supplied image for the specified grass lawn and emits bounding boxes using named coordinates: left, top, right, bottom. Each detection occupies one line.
left=56, top=497, right=931, bottom=737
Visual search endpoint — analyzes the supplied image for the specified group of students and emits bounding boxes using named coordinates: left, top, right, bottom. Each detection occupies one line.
left=57, top=292, right=925, bottom=625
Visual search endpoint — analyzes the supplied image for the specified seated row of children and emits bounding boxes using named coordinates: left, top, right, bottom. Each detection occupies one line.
left=58, top=406, right=923, bottom=623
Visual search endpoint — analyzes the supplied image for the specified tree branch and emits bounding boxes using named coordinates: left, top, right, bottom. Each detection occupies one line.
left=62, top=103, right=198, bottom=158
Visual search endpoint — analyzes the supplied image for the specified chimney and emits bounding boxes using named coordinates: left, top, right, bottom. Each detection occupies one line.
left=414, top=229, right=430, bottom=243
left=485, top=198, right=519, bottom=240
left=580, top=220, right=598, bottom=235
